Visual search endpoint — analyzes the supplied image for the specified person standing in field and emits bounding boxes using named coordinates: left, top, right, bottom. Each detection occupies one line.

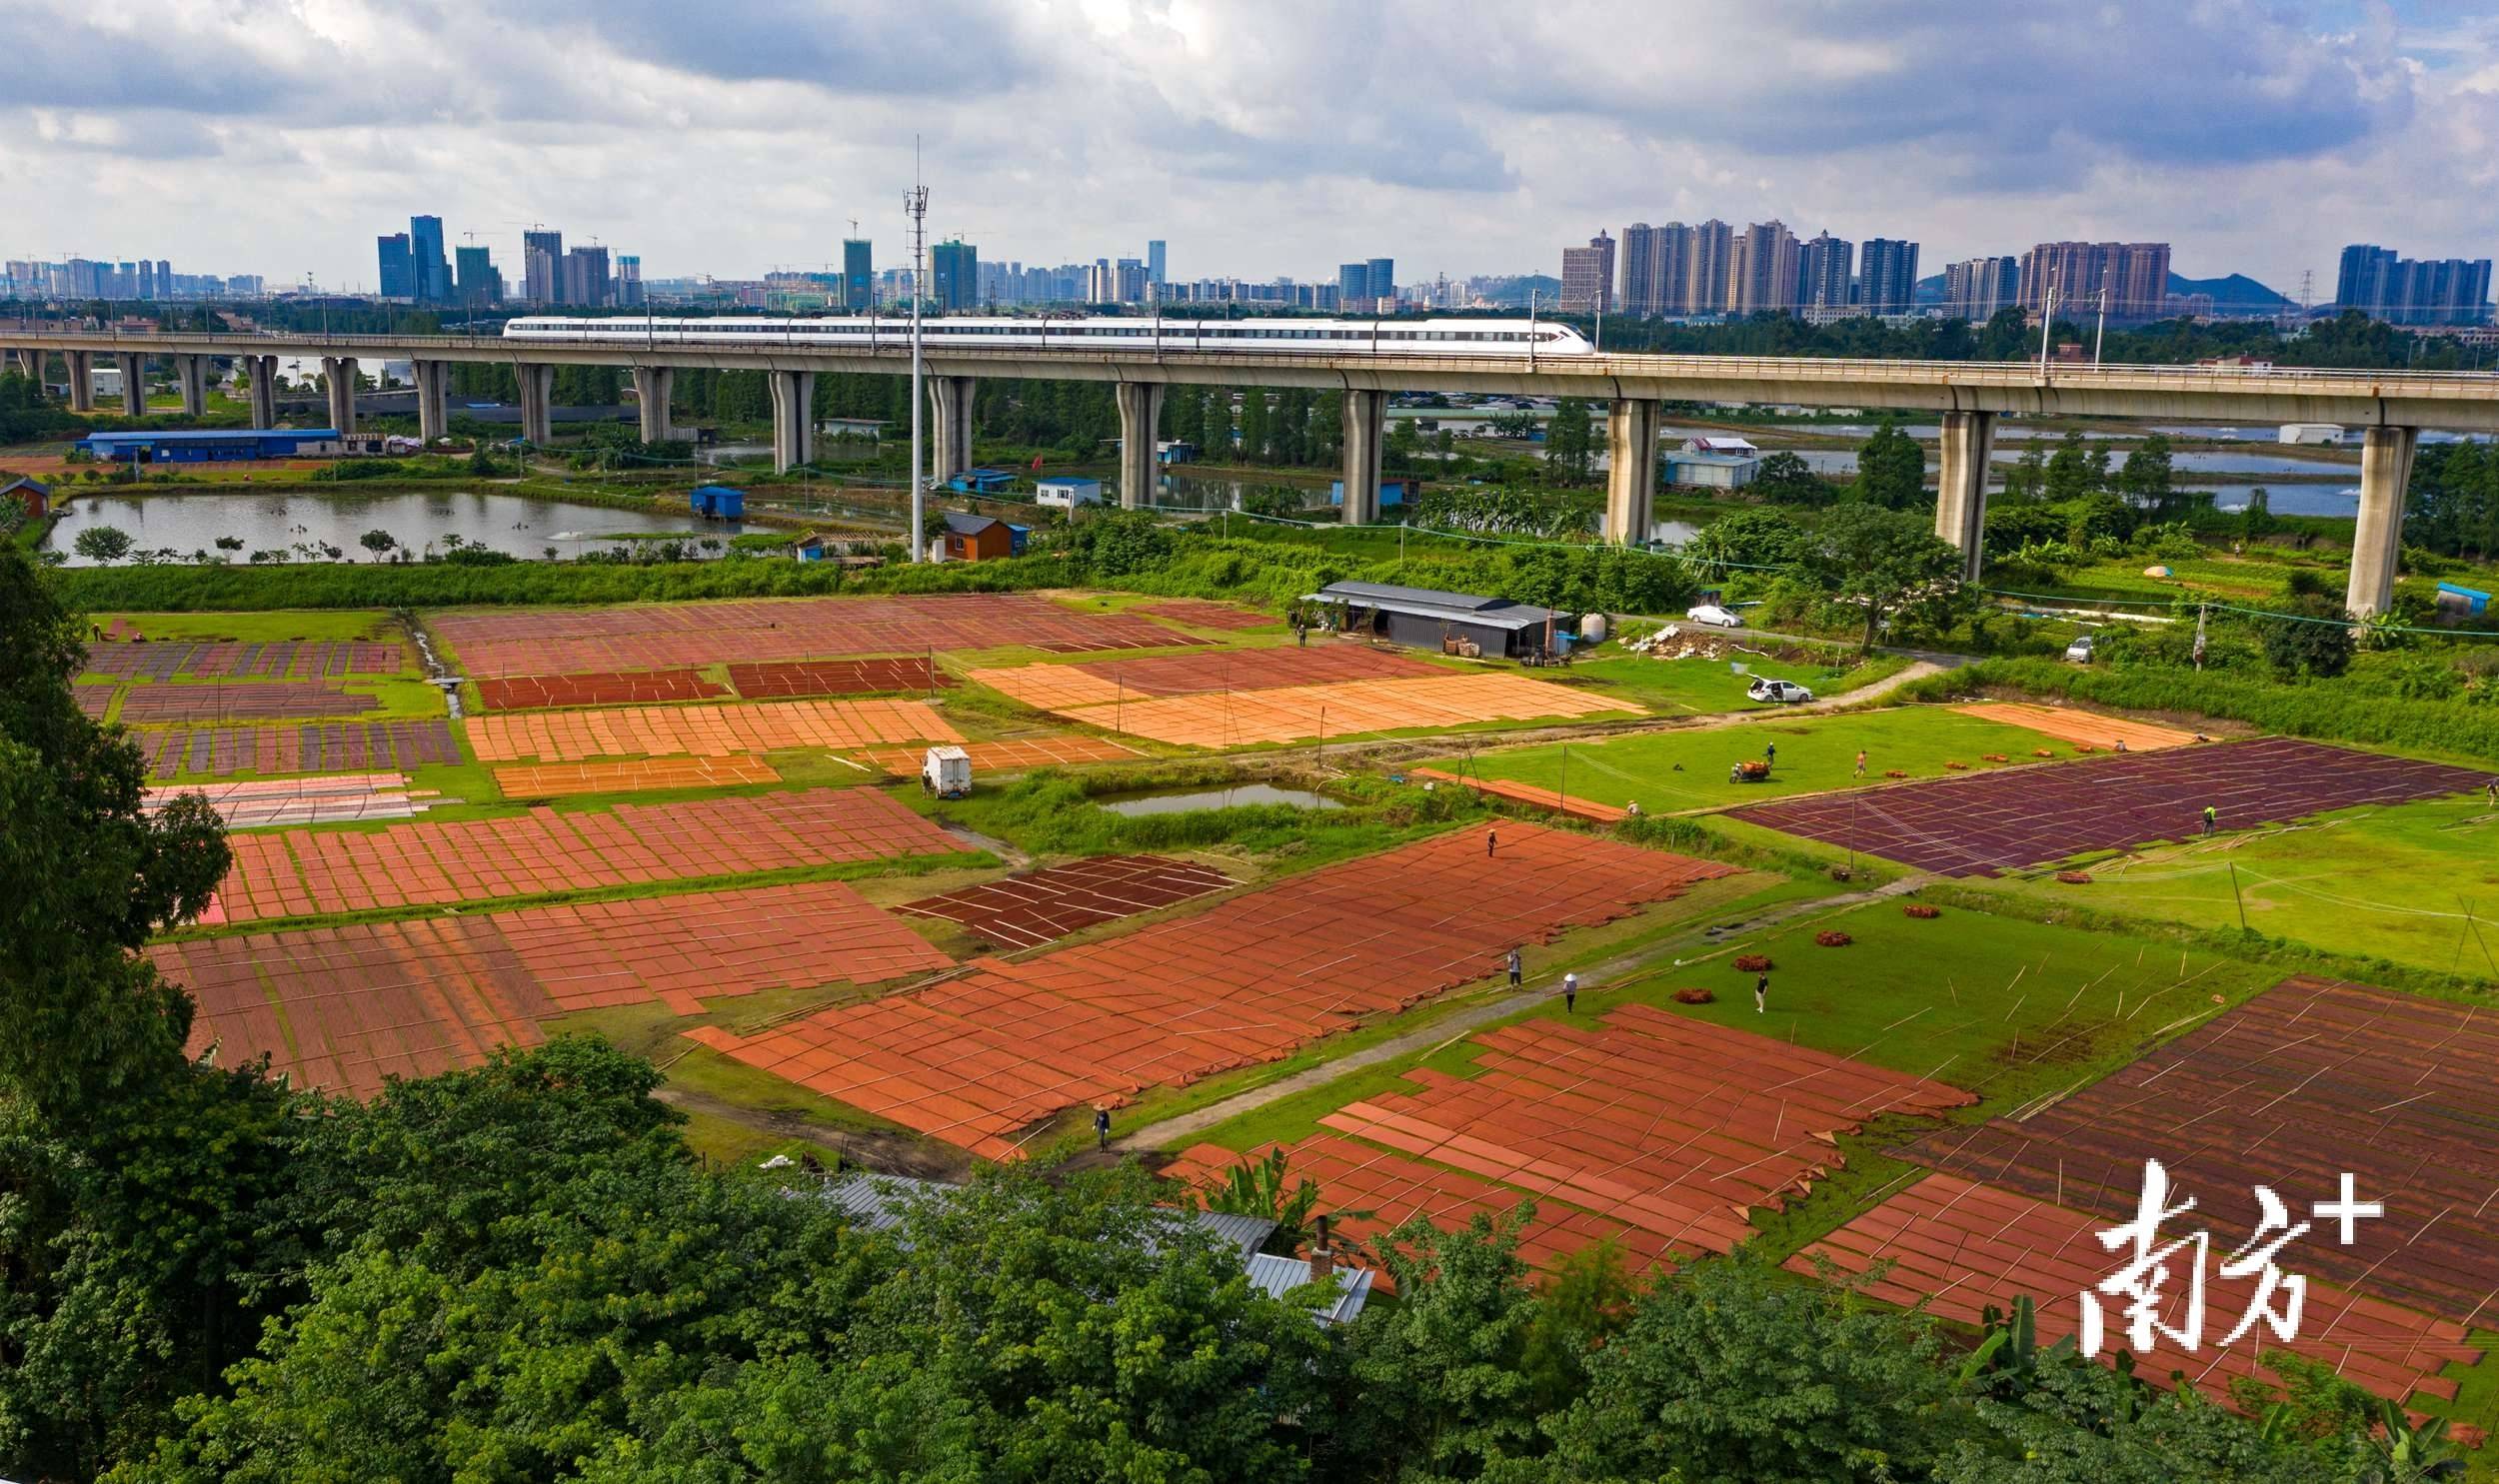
left=1506, top=947, right=1522, bottom=987
left=1854, top=748, right=1867, bottom=778
left=2202, top=804, right=2218, bottom=838
left=1562, top=972, right=1578, bottom=1013
left=1754, top=973, right=1769, bottom=1014
left=1486, top=827, right=1497, bottom=857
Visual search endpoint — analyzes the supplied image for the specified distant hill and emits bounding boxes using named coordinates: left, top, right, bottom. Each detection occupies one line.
left=2168, top=272, right=2290, bottom=310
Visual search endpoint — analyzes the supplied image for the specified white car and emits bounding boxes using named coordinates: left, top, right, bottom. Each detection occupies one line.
left=1686, top=604, right=1744, bottom=629
left=2064, top=634, right=2097, bottom=664
left=1747, top=677, right=1814, bottom=705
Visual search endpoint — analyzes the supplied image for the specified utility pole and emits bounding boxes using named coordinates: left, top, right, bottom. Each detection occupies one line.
left=2036, top=272, right=2057, bottom=375
left=906, top=148, right=929, bottom=562
left=2094, top=282, right=2108, bottom=367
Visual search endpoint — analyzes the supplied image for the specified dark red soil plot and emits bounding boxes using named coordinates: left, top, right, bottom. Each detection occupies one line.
left=477, top=670, right=729, bottom=710
left=137, top=721, right=461, bottom=779
left=73, top=682, right=115, bottom=718
left=728, top=658, right=951, bottom=699
left=1791, top=1173, right=2482, bottom=1408
left=1899, top=975, right=2499, bottom=1328
left=899, top=854, right=1236, bottom=949
left=1031, top=633, right=1208, bottom=654
left=1730, top=738, right=2493, bottom=876
left=116, top=683, right=381, bottom=724
left=1135, top=599, right=1275, bottom=632
left=687, top=823, right=1738, bottom=1159
left=1072, top=643, right=1438, bottom=698
left=83, top=640, right=402, bottom=681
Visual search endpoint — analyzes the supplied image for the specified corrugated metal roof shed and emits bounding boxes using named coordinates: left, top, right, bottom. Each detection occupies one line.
left=812, top=1174, right=1278, bottom=1262
left=1306, top=581, right=1562, bottom=634
left=1317, top=580, right=1507, bottom=612
left=1243, top=1252, right=1374, bottom=1323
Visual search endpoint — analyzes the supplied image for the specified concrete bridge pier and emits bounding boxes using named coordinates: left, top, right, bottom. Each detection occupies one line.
left=2346, top=425, right=2420, bottom=619
left=66, top=351, right=94, bottom=411
left=630, top=366, right=674, bottom=444
left=173, top=355, right=209, bottom=417
left=767, top=370, right=817, bottom=473
left=412, top=359, right=450, bottom=444
left=514, top=363, right=555, bottom=448
left=11, top=348, right=41, bottom=381
left=246, top=356, right=278, bottom=428
left=929, top=375, right=977, bottom=485
left=1114, top=382, right=1165, bottom=510
left=116, top=352, right=145, bottom=415
left=1933, top=409, right=1998, bottom=582
left=1340, top=388, right=1386, bottom=525
left=321, top=356, right=359, bottom=434
left=1604, top=398, right=1661, bottom=545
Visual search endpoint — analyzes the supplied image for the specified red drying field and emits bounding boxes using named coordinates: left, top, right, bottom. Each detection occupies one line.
left=116, top=682, right=379, bottom=723
left=686, top=823, right=1737, bottom=1159
left=1134, top=599, right=1275, bottom=631
left=1790, top=1172, right=2483, bottom=1408
left=476, top=670, right=729, bottom=710
left=1068, top=643, right=1437, bottom=697
left=900, top=854, right=1237, bottom=949
left=1730, top=738, right=2494, bottom=875
left=1899, top=975, right=2499, bottom=1327
left=136, top=721, right=461, bottom=779
left=161, top=880, right=953, bottom=1095
left=728, top=658, right=951, bottom=698
left=200, top=786, right=968, bottom=923
left=83, top=640, right=401, bottom=681
left=433, top=594, right=1196, bottom=679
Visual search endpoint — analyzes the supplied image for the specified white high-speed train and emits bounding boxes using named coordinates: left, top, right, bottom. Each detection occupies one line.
left=500, top=315, right=1593, bottom=357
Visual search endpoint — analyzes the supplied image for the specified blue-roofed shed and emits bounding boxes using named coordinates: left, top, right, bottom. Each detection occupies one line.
left=691, top=484, right=746, bottom=519
left=75, top=428, right=365, bottom=462
left=1328, top=479, right=1411, bottom=509
left=2435, top=582, right=2490, bottom=618
left=946, top=467, right=1016, bottom=494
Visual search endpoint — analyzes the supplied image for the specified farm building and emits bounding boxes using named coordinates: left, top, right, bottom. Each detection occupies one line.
left=935, top=511, right=1029, bottom=563
left=944, top=468, right=1016, bottom=495
left=1306, top=580, right=1567, bottom=660
left=1684, top=435, right=1759, bottom=456
left=3, top=476, right=51, bottom=521
left=2435, top=582, right=2490, bottom=618
left=2278, top=423, right=2343, bottom=445
left=1328, top=479, right=1411, bottom=509
left=690, top=485, right=746, bottom=519
left=1663, top=452, right=1759, bottom=490
left=75, top=428, right=385, bottom=463
left=1036, top=477, right=1104, bottom=508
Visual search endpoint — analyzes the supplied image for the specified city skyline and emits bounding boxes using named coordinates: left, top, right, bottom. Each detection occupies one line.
left=4, top=1, right=2496, bottom=296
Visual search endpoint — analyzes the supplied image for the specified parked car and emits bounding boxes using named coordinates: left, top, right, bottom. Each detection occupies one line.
left=1747, top=677, right=1814, bottom=705
left=2064, top=634, right=2097, bottom=664
left=1686, top=603, right=1744, bottom=629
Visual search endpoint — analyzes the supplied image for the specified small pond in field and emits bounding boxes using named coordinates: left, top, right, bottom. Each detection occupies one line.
left=1097, top=782, right=1345, bottom=816
left=40, top=489, right=735, bottom=566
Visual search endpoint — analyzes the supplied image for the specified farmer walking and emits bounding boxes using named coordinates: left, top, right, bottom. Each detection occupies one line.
left=2201, top=804, right=2218, bottom=838
left=1854, top=748, right=1867, bottom=778
left=1094, top=1105, right=1112, bottom=1150
left=1754, top=972, right=1769, bottom=1014
left=1506, top=948, right=1523, bottom=987
left=1486, top=827, right=1497, bottom=857
left=1765, top=742, right=1777, bottom=773
left=1562, top=971, right=1578, bottom=1013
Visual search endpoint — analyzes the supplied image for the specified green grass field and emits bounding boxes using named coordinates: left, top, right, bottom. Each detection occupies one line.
left=1980, top=794, right=2499, bottom=979
left=1553, top=651, right=1910, bottom=718
left=1451, top=706, right=2073, bottom=814
left=96, top=608, right=397, bottom=642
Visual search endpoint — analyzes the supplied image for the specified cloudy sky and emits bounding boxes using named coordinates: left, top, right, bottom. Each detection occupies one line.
left=4, top=0, right=2495, bottom=296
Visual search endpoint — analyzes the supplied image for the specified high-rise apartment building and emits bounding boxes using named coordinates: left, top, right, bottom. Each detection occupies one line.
left=617, top=255, right=643, bottom=307
left=562, top=244, right=611, bottom=308
left=2017, top=242, right=2170, bottom=322
left=2337, top=244, right=2493, bottom=325
left=1367, top=258, right=1395, bottom=306
left=1559, top=231, right=1615, bottom=312
left=521, top=227, right=564, bottom=304
left=136, top=260, right=157, bottom=300
left=842, top=238, right=873, bottom=310
left=931, top=239, right=978, bottom=311
left=1794, top=231, right=1852, bottom=313
left=1856, top=238, right=1920, bottom=316
left=1684, top=220, right=1734, bottom=315
left=1619, top=222, right=1697, bottom=316
left=376, top=233, right=415, bottom=300
left=454, top=244, right=502, bottom=307
left=1728, top=220, right=1799, bottom=315
left=1942, top=256, right=2019, bottom=320
left=409, top=215, right=450, bottom=303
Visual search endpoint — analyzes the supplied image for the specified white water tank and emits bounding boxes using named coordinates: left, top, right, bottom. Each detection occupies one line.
left=1579, top=613, right=1610, bottom=644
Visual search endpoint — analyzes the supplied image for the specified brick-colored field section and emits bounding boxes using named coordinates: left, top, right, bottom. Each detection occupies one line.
left=1950, top=702, right=2199, bottom=751
left=1060, top=673, right=1638, bottom=747
left=464, top=698, right=961, bottom=762
left=116, top=682, right=381, bottom=724
left=1136, top=599, right=1275, bottom=631
left=1409, top=766, right=1627, bottom=822
left=161, top=880, right=953, bottom=1096
left=1074, top=644, right=1440, bottom=697
left=1901, top=975, right=2499, bottom=1328
left=899, top=854, right=1237, bottom=949
left=1790, top=1173, right=2482, bottom=1407
left=433, top=594, right=1194, bottom=679
left=494, top=755, right=783, bottom=798
left=73, top=681, right=115, bottom=719
left=685, top=822, right=1734, bottom=1159
left=148, top=772, right=433, bottom=827
left=83, top=640, right=402, bottom=681
left=1730, top=738, right=2494, bottom=876
left=477, top=669, right=728, bottom=711
left=860, top=736, right=1143, bottom=774
left=137, top=721, right=462, bottom=779
left=729, top=658, right=951, bottom=698
left=200, top=786, right=969, bottom=924
left=968, top=664, right=1132, bottom=710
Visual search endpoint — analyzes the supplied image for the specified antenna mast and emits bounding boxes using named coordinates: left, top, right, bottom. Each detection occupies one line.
left=906, top=148, right=929, bottom=563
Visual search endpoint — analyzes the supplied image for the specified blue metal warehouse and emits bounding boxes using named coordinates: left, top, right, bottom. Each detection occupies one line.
left=691, top=485, right=746, bottom=519
left=76, top=429, right=376, bottom=463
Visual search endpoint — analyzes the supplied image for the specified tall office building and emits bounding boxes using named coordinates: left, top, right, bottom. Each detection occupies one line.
left=1728, top=220, right=1800, bottom=315
left=842, top=238, right=873, bottom=309
left=562, top=244, right=611, bottom=308
left=1684, top=220, right=1734, bottom=315
left=1794, top=231, right=1852, bottom=313
left=931, top=238, right=978, bottom=311
left=454, top=244, right=502, bottom=307
left=1856, top=238, right=1920, bottom=316
left=1147, top=239, right=1167, bottom=294
left=521, top=227, right=565, bottom=304
left=376, top=233, right=415, bottom=300
left=2337, top=244, right=2493, bottom=325
left=1366, top=257, right=1395, bottom=307
left=2017, top=242, right=2170, bottom=322
left=617, top=255, right=643, bottom=307
left=136, top=260, right=157, bottom=300
left=1337, top=263, right=1370, bottom=309
left=157, top=259, right=171, bottom=297
left=1559, top=231, right=1615, bottom=312
left=409, top=215, right=450, bottom=303
left=1942, top=256, right=2019, bottom=320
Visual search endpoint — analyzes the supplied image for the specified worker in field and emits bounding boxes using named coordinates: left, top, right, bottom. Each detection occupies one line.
left=1094, top=1105, right=1112, bottom=1150
left=2485, top=778, right=2497, bottom=807
left=1562, top=972, right=1578, bottom=1013
left=1486, top=826, right=1497, bottom=857
left=1506, top=948, right=1523, bottom=988
left=1764, top=742, right=1777, bottom=773
left=1854, top=748, right=1867, bottom=778
left=2202, top=804, right=2218, bottom=838
left=1755, top=972, right=1769, bottom=1014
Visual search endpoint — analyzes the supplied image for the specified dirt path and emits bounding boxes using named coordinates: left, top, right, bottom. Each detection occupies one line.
left=1110, top=870, right=1932, bottom=1156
